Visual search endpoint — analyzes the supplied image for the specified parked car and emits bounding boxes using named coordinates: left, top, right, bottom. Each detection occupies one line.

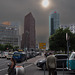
left=7, top=52, right=13, bottom=59
left=36, top=52, right=40, bottom=56
left=36, top=58, right=46, bottom=70
left=4, top=52, right=8, bottom=58
left=0, top=52, right=8, bottom=58
left=66, top=52, right=75, bottom=71
left=36, top=54, right=68, bottom=69
left=55, top=54, right=68, bottom=68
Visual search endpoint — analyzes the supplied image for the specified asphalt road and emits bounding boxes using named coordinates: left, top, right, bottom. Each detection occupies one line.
left=0, top=55, right=75, bottom=75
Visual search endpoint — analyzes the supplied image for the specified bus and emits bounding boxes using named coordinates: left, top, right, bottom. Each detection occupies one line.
left=13, top=52, right=26, bottom=62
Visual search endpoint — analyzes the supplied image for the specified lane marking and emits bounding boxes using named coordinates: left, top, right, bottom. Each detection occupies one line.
left=0, top=64, right=7, bottom=67
left=0, top=59, right=5, bottom=61
left=0, top=64, right=33, bottom=72
left=0, top=68, right=8, bottom=72
left=24, top=64, right=33, bottom=68
left=0, top=61, right=10, bottom=66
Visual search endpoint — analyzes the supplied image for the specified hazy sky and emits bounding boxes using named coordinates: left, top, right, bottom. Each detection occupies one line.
left=0, top=0, right=75, bottom=48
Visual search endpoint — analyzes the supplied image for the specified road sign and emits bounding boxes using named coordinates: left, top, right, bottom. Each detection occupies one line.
left=39, top=43, right=46, bottom=49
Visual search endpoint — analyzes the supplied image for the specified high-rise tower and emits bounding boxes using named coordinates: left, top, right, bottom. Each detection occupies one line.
left=49, top=11, right=59, bottom=36
left=21, top=12, right=36, bottom=51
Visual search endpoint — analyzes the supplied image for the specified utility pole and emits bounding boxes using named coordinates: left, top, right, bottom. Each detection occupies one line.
left=66, top=33, right=70, bottom=70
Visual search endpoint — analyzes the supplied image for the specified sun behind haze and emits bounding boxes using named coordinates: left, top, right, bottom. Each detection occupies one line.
left=42, top=0, right=49, bottom=8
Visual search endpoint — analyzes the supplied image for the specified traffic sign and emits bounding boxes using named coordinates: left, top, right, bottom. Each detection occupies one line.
left=39, top=43, right=46, bottom=49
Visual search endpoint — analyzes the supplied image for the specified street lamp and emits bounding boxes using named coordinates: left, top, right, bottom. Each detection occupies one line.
left=66, top=33, right=70, bottom=70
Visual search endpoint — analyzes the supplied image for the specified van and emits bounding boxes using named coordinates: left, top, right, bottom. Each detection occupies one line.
left=66, top=52, right=75, bottom=71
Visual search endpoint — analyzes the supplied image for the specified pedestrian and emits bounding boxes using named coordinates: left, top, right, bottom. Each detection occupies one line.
left=44, top=52, right=47, bottom=58
left=46, top=52, right=56, bottom=75
left=8, top=57, right=16, bottom=75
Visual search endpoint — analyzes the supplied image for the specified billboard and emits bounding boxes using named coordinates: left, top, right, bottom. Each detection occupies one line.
left=39, top=43, right=46, bottom=49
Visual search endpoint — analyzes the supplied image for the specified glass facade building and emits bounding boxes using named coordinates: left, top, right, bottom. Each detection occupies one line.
left=49, top=11, right=59, bottom=36
left=0, top=24, right=20, bottom=47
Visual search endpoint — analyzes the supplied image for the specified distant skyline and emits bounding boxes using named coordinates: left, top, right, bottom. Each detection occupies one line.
left=0, top=0, right=75, bottom=48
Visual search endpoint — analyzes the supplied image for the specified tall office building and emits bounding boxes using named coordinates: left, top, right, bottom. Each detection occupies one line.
left=0, top=24, right=20, bottom=47
left=21, top=12, right=36, bottom=51
left=49, top=11, right=59, bottom=36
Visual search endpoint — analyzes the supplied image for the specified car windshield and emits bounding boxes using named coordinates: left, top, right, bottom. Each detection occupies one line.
left=56, top=55, right=68, bottom=59
left=69, top=53, right=75, bottom=59
left=8, top=53, right=13, bottom=55
left=13, top=54, right=20, bottom=57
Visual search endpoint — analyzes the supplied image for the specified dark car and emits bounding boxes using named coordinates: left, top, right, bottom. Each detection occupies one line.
left=55, top=54, right=68, bottom=68
left=36, top=54, right=68, bottom=69
left=36, top=58, right=46, bottom=70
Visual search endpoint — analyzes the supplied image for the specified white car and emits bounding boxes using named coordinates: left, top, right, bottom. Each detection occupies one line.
left=4, top=52, right=8, bottom=58
left=0, top=52, right=8, bottom=58
left=7, top=52, right=13, bottom=59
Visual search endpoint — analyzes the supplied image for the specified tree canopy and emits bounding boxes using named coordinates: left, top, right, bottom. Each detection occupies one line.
left=49, top=28, right=75, bottom=53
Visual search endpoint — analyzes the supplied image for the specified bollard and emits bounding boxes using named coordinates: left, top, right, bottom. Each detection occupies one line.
left=63, top=62, right=64, bottom=75
left=43, top=64, right=46, bottom=75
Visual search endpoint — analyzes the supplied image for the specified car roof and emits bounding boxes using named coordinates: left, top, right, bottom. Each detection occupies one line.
left=72, top=52, right=75, bottom=54
left=55, top=54, right=68, bottom=56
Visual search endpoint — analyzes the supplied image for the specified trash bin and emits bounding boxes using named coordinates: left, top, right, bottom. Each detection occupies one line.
left=15, top=66, right=24, bottom=75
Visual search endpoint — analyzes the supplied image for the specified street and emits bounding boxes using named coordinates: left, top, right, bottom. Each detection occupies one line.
left=0, top=54, right=75, bottom=75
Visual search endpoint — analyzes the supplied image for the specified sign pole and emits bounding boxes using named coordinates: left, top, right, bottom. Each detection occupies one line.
left=66, top=33, right=69, bottom=70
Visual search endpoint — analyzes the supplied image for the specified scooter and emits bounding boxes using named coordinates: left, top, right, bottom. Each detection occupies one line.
left=5, top=63, right=25, bottom=75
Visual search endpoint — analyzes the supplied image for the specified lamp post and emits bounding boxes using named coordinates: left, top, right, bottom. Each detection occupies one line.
left=66, top=33, right=70, bottom=70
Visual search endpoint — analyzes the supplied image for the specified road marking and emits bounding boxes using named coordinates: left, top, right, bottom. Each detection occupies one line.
left=24, top=64, right=33, bottom=68
left=0, top=61, right=10, bottom=66
left=0, top=68, right=8, bottom=72
left=0, top=63, right=7, bottom=67
left=5, top=74, right=8, bottom=75
left=0, top=59, right=5, bottom=61
left=0, top=64, right=33, bottom=72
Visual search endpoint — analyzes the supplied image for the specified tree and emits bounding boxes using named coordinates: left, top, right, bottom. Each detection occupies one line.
left=49, top=28, right=74, bottom=53
left=0, top=44, right=5, bottom=51
left=13, top=46, right=19, bottom=51
left=4, top=43, right=13, bottom=50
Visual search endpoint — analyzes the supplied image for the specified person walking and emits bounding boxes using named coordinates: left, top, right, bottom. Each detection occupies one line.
left=8, top=57, right=16, bottom=75
left=46, top=52, right=56, bottom=75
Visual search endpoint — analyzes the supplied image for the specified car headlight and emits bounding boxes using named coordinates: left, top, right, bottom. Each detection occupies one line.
left=39, top=60, right=43, bottom=62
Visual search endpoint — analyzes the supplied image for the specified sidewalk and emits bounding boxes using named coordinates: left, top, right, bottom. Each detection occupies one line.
left=25, top=53, right=45, bottom=64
